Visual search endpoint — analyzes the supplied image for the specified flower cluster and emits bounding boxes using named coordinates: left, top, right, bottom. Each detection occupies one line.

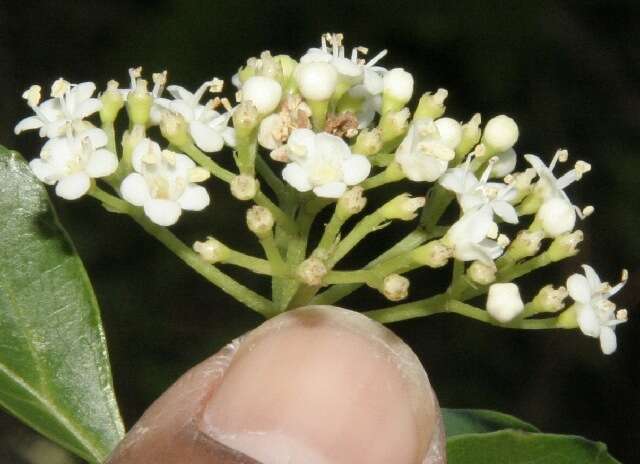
left=15, top=33, right=628, bottom=354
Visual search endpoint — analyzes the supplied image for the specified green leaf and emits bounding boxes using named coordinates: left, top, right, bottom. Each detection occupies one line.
left=0, top=147, right=124, bottom=463
left=443, top=408, right=539, bottom=437
left=447, top=430, right=621, bottom=464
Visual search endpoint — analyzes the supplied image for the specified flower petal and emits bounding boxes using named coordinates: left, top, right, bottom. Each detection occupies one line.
left=14, top=116, right=44, bottom=135
left=567, top=273, right=592, bottom=303
left=577, top=306, right=600, bottom=337
left=73, top=98, right=102, bottom=119
left=166, top=85, right=194, bottom=102
left=71, top=82, right=97, bottom=103
left=85, top=149, right=118, bottom=178
left=492, top=201, right=519, bottom=224
left=144, top=199, right=182, bottom=226
left=120, top=173, right=150, bottom=206
left=599, top=326, right=617, bottom=355
left=282, top=163, right=312, bottom=192
left=363, top=69, right=384, bottom=95
left=313, top=182, right=347, bottom=198
left=581, top=264, right=602, bottom=291
left=82, top=127, right=108, bottom=149
left=342, top=155, right=371, bottom=185
left=29, top=159, right=57, bottom=185
left=55, top=172, right=91, bottom=200
left=190, top=121, right=224, bottom=153
left=178, top=185, right=210, bottom=211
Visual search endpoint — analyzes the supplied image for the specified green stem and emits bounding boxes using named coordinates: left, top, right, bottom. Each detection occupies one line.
left=316, top=209, right=347, bottom=253
left=259, top=232, right=288, bottom=276
left=420, top=185, right=453, bottom=232
left=360, top=171, right=393, bottom=190
left=255, top=155, right=290, bottom=203
left=225, top=249, right=274, bottom=276
left=89, top=187, right=277, bottom=318
left=327, top=210, right=385, bottom=268
left=254, top=191, right=298, bottom=234
left=181, top=142, right=235, bottom=182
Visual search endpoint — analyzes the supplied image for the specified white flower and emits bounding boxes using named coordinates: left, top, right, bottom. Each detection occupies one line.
left=281, top=128, right=371, bottom=198
left=395, top=118, right=457, bottom=182
left=15, top=80, right=102, bottom=138
left=444, top=208, right=505, bottom=263
left=241, top=76, right=282, bottom=114
left=537, top=197, right=576, bottom=237
left=486, top=283, right=525, bottom=323
left=439, top=160, right=518, bottom=224
left=29, top=128, right=117, bottom=200
left=155, top=79, right=235, bottom=153
left=482, top=115, right=519, bottom=152
left=566, top=265, right=628, bottom=354
left=120, top=139, right=210, bottom=226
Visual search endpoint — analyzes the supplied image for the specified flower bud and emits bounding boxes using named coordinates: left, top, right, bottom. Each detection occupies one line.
left=297, top=257, right=327, bottom=286
left=159, top=111, right=190, bottom=147
left=548, top=230, right=583, bottom=261
left=233, top=101, right=260, bottom=135
left=381, top=274, right=410, bottom=302
left=193, top=238, right=230, bottom=264
left=231, top=175, right=259, bottom=201
left=504, top=229, right=545, bottom=262
left=294, top=62, right=338, bottom=101
left=455, top=113, right=481, bottom=157
left=352, top=128, right=383, bottom=156
left=414, top=89, right=448, bottom=120
left=379, top=108, right=410, bottom=143
left=246, top=205, right=275, bottom=238
left=530, top=285, right=568, bottom=313
left=505, top=168, right=537, bottom=206
left=482, top=115, right=519, bottom=154
left=467, top=260, right=497, bottom=285
left=336, top=186, right=367, bottom=220
left=486, top=283, right=524, bottom=323
left=380, top=194, right=426, bottom=221
left=536, top=197, right=576, bottom=237
left=275, top=54, right=298, bottom=83
left=435, top=117, right=462, bottom=150
left=241, top=76, right=282, bottom=115
left=382, top=68, right=414, bottom=114
left=491, top=148, right=517, bottom=178
left=100, top=80, right=124, bottom=123
left=411, top=240, right=452, bottom=268
left=126, top=79, right=153, bottom=126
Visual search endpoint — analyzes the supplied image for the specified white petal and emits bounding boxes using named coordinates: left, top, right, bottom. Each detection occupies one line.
left=85, top=149, right=118, bottom=178
left=82, top=128, right=108, bottom=149
left=74, top=98, right=102, bottom=119
left=144, top=199, right=182, bottom=226
left=29, top=159, right=57, bottom=184
left=166, top=85, right=194, bottom=102
left=567, top=274, right=592, bottom=303
left=282, top=163, right=312, bottom=192
left=222, top=127, right=236, bottom=147
left=178, top=185, right=210, bottom=211
left=342, top=155, right=371, bottom=185
left=170, top=100, right=195, bottom=121
left=14, top=116, right=44, bottom=134
left=287, top=128, right=316, bottom=160
left=190, top=121, right=224, bottom=153
left=315, top=132, right=351, bottom=159
left=363, top=69, right=384, bottom=95
left=577, top=306, right=600, bottom=337
left=492, top=201, right=519, bottom=224
left=581, top=264, right=602, bottom=291
left=439, top=168, right=468, bottom=193
left=491, top=149, right=517, bottom=178
left=55, top=173, right=91, bottom=200
left=71, top=82, right=97, bottom=103
left=599, top=326, right=617, bottom=355
left=120, top=173, right=150, bottom=206
left=174, top=153, right=196, bottom=172
left=400, top=154, right=448, bottom=182
left=313, top=182, right=347, bottom=198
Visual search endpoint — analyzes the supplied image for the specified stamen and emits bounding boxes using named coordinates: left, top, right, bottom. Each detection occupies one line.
left=22, top=85, right=42, bottom=107
left=366, top=49, right=388, bottom=67
left=574, top=160, right=592, bottom=179
left=128, top=66, right=142, bottom=88
left=51, top=78, right=70, bottom=98
left=151, top=71, right=168, bottom=97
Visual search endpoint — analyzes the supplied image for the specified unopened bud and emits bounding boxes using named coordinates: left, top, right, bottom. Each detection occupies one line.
left=506, top=168, right=537, bottom=206
left=505, top=229, right=545, bottom=262
left=352, top=128, right=383, bottom=156
left=531, top=285, right=568, bottom=313
left=411, top=240, right=452, bottom=268
left=381, top=274, right=410, bottom=301
left=379, top=108, right=410, bottom=143
left=246, top=205, right=274, bottom=238
left=127, top=79, right=153, bottom=125
left=193, top=238, right=230, bottom=264
left=548, top=230, right=583, bottom=261
left=297, top=257, right=327, bottom=286
left=486, top=283, right=524, bottom=323
left=382, top=68, right=414, bottom=114
left=336, top=187, right=367, bottom=219
left=294, top=62, right=338, bottom=101
left=536, top=197, right=576, bottom=237
left=100, top=80, right=124, bottom=123
left=455, top=113, right=481, bottom=157
left=159, top=111, right=190, bottom=147
left=233, top=101, right=260, bottom=135
left=380, top=194, right=426, bottom=221
left=241, top=76, right=282, bottom=115
left=482, top=115, right=519, bottom=154
left=434, top=117, right=462, bottom=150
left=231, top=175, right=259, bottom=200
left=415, top=89, right=448, bottom=120
left=275, top=54, right=298, bottom=84
left=467, top=260, right=497, bottom=285
left=490, top=148, right=517, bottom=178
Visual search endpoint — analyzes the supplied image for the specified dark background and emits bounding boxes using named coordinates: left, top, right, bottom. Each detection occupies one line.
left=1, top=1, right=639, bottom=462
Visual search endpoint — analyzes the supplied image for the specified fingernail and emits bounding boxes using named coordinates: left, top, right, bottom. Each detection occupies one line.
left=200, top=306, right=445, bottom=464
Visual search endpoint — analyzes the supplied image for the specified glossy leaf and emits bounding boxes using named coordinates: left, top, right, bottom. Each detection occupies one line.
left=0, top=147, right=124, bottom=463
left=443, top=408, right=539, bottom=437
left=447, top=430, right=621, bottom=464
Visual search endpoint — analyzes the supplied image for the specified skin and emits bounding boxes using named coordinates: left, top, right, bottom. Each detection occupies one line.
left=107, top=306, right=446, bottom=464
